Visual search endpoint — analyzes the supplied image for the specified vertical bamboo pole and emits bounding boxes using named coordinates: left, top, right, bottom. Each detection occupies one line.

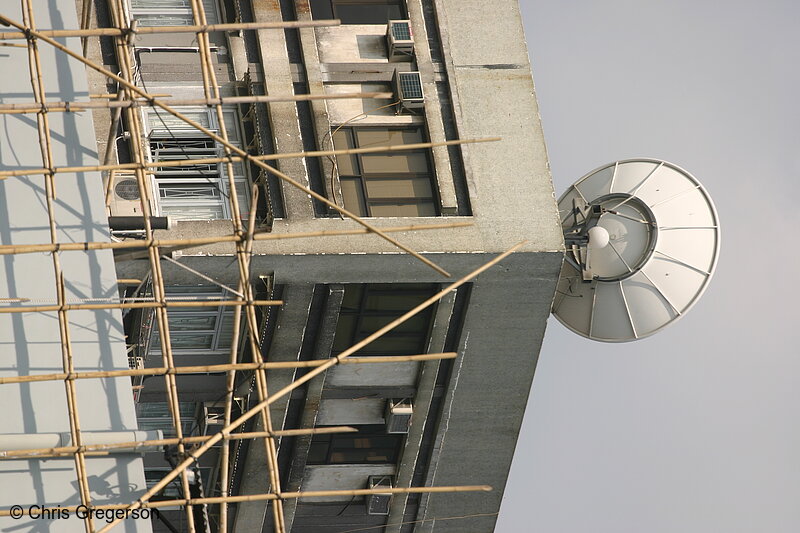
left=105, top=1, right=197, bottom=529
left=19, top=2, right=94, bottom=531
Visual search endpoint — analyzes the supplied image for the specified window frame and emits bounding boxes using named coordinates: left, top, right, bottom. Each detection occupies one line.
left=310, top=0, right=407, bottom=24
left=333, top=126, right=439, bottom=217
left=142, top=106, right=251, bottom=221
left=148, top=286, right=245, bottom=356
left=129, top=0, right=221, bottom=27
left=332, top=284, right=438, bottom=356
left=136, top=401, right=197, bottom=438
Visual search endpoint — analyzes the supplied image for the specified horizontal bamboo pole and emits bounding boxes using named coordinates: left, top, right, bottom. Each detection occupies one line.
left=0, top=137, right=497, bottom=180
left=0, top=485, right=491, bottom=516
left=0, top=91, right=393, bottom=114
left=0, top=19, right=340, bottom=40
left=0, top=299, right=281, bottom=314
left=0, top=353, right=456, bottom=385
left=0, top=427, right=356, bottom=460
left=0, top=221, right=473, bottom=256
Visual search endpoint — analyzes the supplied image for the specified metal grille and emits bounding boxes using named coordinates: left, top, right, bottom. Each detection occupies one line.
left=399, top=72, right=424, bottom=99
left=391, top=21, right=411, bottom=41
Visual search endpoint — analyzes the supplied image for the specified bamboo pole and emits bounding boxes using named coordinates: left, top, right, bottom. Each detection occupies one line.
left=0, top=91, right=393, bottom=114
left=0, top=485, right=492, bottom=517
left=0, top=137, right=498, bottom=179
left=18, top=3, right=95, bottom=529
left=0, top=353, right=457, bottom=386
left=0, top=427, right=357, bottom=461
left=0, top=221, right=473, bottom=256
left=110, top=2, right=198, bottom=527
left=0, top=19, right=341, bottom=40
left=0, top=14, right=451, bottom=277
left=0, top=299, right=282, bottom=314
left=96, top=242, right=525, bottom=533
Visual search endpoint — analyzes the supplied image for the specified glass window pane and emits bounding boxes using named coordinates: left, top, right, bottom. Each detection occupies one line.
left=358, top=334, right=422, bottom=354
left=332, top=314, right=357, bottom=352
left=168, top=314, right=217, bottom=331
left=364, top=290, right=430, bottom=311
left=332, top=130, right=357, bottom=175
left=364, top=177, right=432, bottom=198
left=369, top=201, right=436, bottom=217
left=355, top=128, right=423, bottom=148
left=336, top=5, right=403, bottom=24
left=360, top=314, right=427, bottom=334
left=160, top=205, right=226, bottom=221
left=341, top=285, right=364, bottom=311
left=340, top=178, right=366, bottom=215
left=309, top=0, right=334, bottom=19
left=361, top=153, right=429, bottom=174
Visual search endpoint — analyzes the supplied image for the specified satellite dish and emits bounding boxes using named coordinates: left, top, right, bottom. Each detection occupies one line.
left=552, top=159, right=720, bottom=342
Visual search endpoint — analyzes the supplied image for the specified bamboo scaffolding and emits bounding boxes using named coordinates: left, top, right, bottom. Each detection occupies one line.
left=105, top=3, right=197, bottom=525
left=0, top=353, right=457, bottom=386
left=0, top=3, right=509, bottom=530
left=0, top=14, right=451, bottom=277
left=19, top=2, right=95, bottom=530
left=0, top=137, right=497, bottom=179
left=0, top=91, right=393, bottom=114
left=0, top=485, right=492, bottom=517
left=0, top=427, right=358, bottom=461
left=97, top=242, right=526, bottom=533
left=0, top=19, right=341, bottom=40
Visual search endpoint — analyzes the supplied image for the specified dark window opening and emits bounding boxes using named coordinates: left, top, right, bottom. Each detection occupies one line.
left=332, top=284, right=437, bottom=355
left=310, top=0, right=406, bottom=24
left=308, top=425, right=403, bottom=465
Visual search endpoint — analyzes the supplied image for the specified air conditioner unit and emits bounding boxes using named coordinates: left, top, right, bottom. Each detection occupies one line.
left=385, top=400, right=413, bottom=434
left=366, top=475, right=393, bottom=516
left=127, top=355, right=144, bottom=370
left=386, top=20, right=414, bottom=61
left=108, top=170, right=145, bottom=217
left=392, top=71, right=424, bottom=111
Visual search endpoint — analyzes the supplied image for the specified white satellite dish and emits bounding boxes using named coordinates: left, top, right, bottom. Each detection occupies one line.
left=552, top=159, right=720, bottom=342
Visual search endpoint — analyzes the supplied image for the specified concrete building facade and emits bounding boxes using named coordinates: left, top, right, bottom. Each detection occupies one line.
left=76, top=0, right=564, bottom=531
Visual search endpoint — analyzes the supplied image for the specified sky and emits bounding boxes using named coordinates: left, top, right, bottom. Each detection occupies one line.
left=497, top=1, right=800, bottom=532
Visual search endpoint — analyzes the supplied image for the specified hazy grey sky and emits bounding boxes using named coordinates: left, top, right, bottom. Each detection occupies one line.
left=497, top=1, right=800, bottom=531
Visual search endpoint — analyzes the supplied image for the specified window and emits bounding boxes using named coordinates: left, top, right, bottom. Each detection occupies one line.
left=144, top=108, right=250, bottom=221
left=310, top=0, right=405, bottom=24
left=307, top=425, right=403, bottom=465
left=332, top=284, right=437, bottom=356
left=137, top=401, right=197, bottom=438
left=149, top=286, right=242, bottom=355
left=333, top=127, right=437, bottom=217
left=130, top=0, right=220, bottom=27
